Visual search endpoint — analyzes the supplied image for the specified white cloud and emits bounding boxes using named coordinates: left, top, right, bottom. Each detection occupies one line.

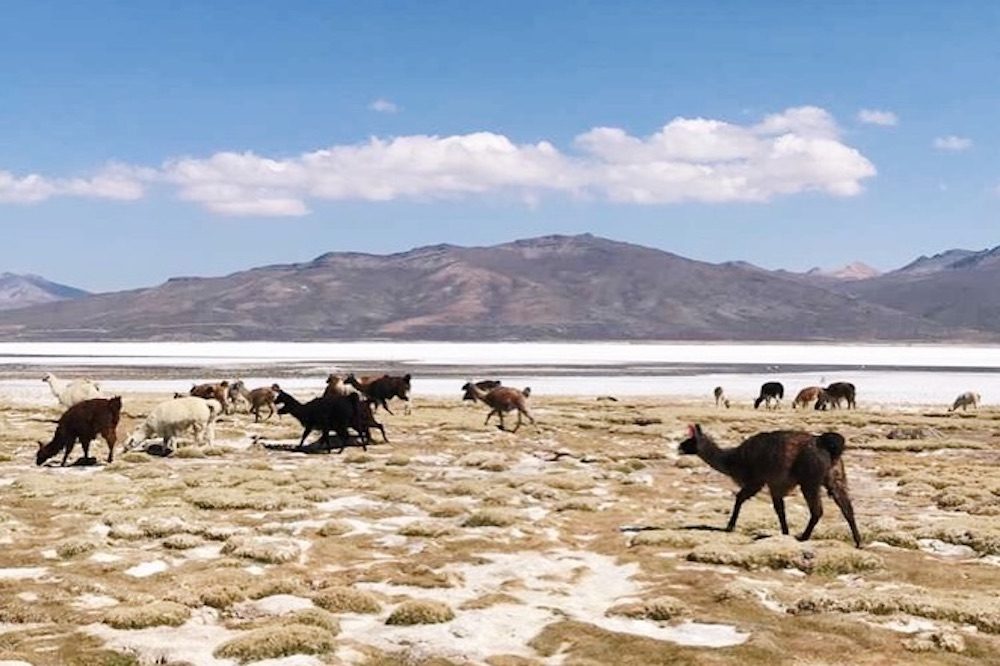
left=0, top=164, right=146, bottom=204
left=857, top=109, right=898, bottom=126
left=933, top=135, right=972, bottom=151
left=1, top=106, right=877, bottom=215
left=369, top=98, right=399, bottom=114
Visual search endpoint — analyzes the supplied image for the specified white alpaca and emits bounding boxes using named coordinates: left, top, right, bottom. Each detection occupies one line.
left=950, top=391, right=981, bottom=412
left=124, top=397, right=221, bottom=453
left=42, top=372, right=102, bottom=408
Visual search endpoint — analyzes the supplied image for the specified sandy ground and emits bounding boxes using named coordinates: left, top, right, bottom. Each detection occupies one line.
left=1, top=378, right=999, bottom=665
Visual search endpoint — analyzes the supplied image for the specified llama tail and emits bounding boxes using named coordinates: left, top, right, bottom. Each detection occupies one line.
left=817, top=432, right=846, bottom=459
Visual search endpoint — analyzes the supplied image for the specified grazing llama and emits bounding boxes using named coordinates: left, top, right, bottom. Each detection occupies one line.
left=950, top=391, right=981, bottom=412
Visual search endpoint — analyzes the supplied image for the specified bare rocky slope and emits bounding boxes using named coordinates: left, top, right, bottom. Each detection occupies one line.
left=0, top=273, right=89, bottom=311
left=0, top=234, right=988, bottom=341
left=832, top=245, right=1000, bottom=334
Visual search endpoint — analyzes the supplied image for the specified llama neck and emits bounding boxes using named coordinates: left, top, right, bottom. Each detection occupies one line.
left=695, top=435, right=734, bottom=477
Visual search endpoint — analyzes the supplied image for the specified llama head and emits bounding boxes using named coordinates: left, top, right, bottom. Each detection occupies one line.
left=678, top=424, right=703, bottom=455
left=36, top=440, right=56, bottom=466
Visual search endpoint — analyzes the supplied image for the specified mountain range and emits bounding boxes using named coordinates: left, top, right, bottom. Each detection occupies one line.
left=0, top=234, right=996, bottom=342
left=0, top=273, right=89, bottom=311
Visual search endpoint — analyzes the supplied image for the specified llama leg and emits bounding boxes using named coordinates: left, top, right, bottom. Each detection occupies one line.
left=726, top=483, right=764, bottom=532
left=827, top=483, right=862, bottom=548
left=378, top=424, right=389, bottom=443
left=523, top=407, right=536, bottom=425
left=299, top=428, right=311, bottom=447
left=797, top=485, right=824, bottom=542
left=770, top=490, right=790, bottom=535
left=404, top=398, right=411, bottom=415
left=382, top=400, right=395, bottom=416
left=484, top=410, right=496, bottom=426
left=81, top=437, right=93, bottom=461
left=61, top=440, right=77, bottom=466
left=103, top=426, right=117, bottom=463
left=511, top=411, right=522, bottom=433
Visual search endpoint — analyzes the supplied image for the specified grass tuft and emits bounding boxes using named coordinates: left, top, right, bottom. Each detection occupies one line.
left=102, top=601, right=190, bottom=629
left=213, top=623, right=335, bottom=662
left=312, top=586, right=382, bottom=614
left=385, top=599, right=455, bottom=626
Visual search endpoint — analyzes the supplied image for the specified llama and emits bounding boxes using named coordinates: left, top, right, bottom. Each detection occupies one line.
left=323, top=374, right=357, bottom=398
left=227, top=380, right=250, bottom=413
left=816, top=382, right=857, bottom=410
left=42, top=372, right=102, bottom=408
left=793, top=386, right=824, bottom=409
left=677, top=424, right=862, bottom=547
left=712, top=386, right=730, bottom=408
left=37, top=397, right=122, bottom=466
left=464, top=383, right=536, bottom=433
left=345, top=373, right=412, bottom=415
left=273, top=389, right=362, bottom=452
left=753, top=382, right=784, bottom=410
left=124, top=397, right=222, bottom=454
left=950, top=391, right=981, bottom=412
left=190, top=381, right=232, bottom=414
left=463, top=380, right=502, bottom=401
left=230, top=382, right=279, bottom=422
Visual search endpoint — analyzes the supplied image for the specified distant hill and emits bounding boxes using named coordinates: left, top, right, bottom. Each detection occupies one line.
left=0, top=234, right=968, bottom=342
left=0, top=273, right=89, bottom=311
left=834, top=245, right=1000, bottom=333
left=805, top=262, right=881, bottom=281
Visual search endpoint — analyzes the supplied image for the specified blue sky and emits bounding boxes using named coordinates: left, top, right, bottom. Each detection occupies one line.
left=1, top=1, right=997, bottom=291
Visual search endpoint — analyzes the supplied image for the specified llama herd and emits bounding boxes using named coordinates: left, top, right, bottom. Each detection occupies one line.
left=31, top=371, right=533, bottom=466
left=715, top=380, right=978, bottom=413
left=28, top=371, right=990, bottom=551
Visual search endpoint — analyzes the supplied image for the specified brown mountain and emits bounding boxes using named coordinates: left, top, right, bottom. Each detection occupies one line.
left=835, top=245, right=1000, bottom=333
left=0, top=273, right=88, bottom=311
left=0, top=234, right=980, bottom=342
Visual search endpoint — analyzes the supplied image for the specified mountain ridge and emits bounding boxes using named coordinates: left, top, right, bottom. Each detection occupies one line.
left=0, top=234, right=995, bottom=342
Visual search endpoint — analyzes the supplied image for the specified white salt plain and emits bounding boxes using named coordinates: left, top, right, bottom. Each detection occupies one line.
left=1, top=341, right=999, bottom=405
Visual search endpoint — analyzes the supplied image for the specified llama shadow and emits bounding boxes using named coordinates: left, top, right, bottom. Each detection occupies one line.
left=678, top=524, right=730, bottom=532
left=261, top=436, right=370, bottom=455
left=40, top=456, right=100, bottom=468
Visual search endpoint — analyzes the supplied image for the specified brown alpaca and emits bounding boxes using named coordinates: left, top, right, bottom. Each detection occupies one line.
left=37, top=397, right=123, bottom=466
left=816, top=382, right=857, bottom=410
left=190, top=381, right=231, bottom=414
left=345, top=373, right=412, bottom=415
left=677, top=424, right=862, bottom=547
left=234, top=384, right=278, bottom=422
left=792, top=386, right=823, bottom=409
left=464, top=383, right=535, bottom=433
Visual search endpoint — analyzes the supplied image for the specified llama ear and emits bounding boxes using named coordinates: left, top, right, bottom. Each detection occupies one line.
left=687, top=424, right=702, bottom=438
left=37, top=441, right=44, bottom=450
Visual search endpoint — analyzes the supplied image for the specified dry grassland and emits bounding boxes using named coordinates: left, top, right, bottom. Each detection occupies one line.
left=0, top=387, right=999, bottom=665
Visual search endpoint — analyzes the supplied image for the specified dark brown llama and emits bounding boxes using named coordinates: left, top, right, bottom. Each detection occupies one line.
left=753, top=381, right=784, bottom=409
left=37, top=397, right=123, bottom=466
left=677, top=424, right=862, bottom=547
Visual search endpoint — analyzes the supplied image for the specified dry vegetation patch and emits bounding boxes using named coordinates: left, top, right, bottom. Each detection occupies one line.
left=1, top=392, right=999, bottom=665
left=385, top=599, right=456, bottom=625
left=313, top=586, right=382, bottom=614
left=101, top=601, right=190, bottom=629
left=213, top=623, right=336, bottom=662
